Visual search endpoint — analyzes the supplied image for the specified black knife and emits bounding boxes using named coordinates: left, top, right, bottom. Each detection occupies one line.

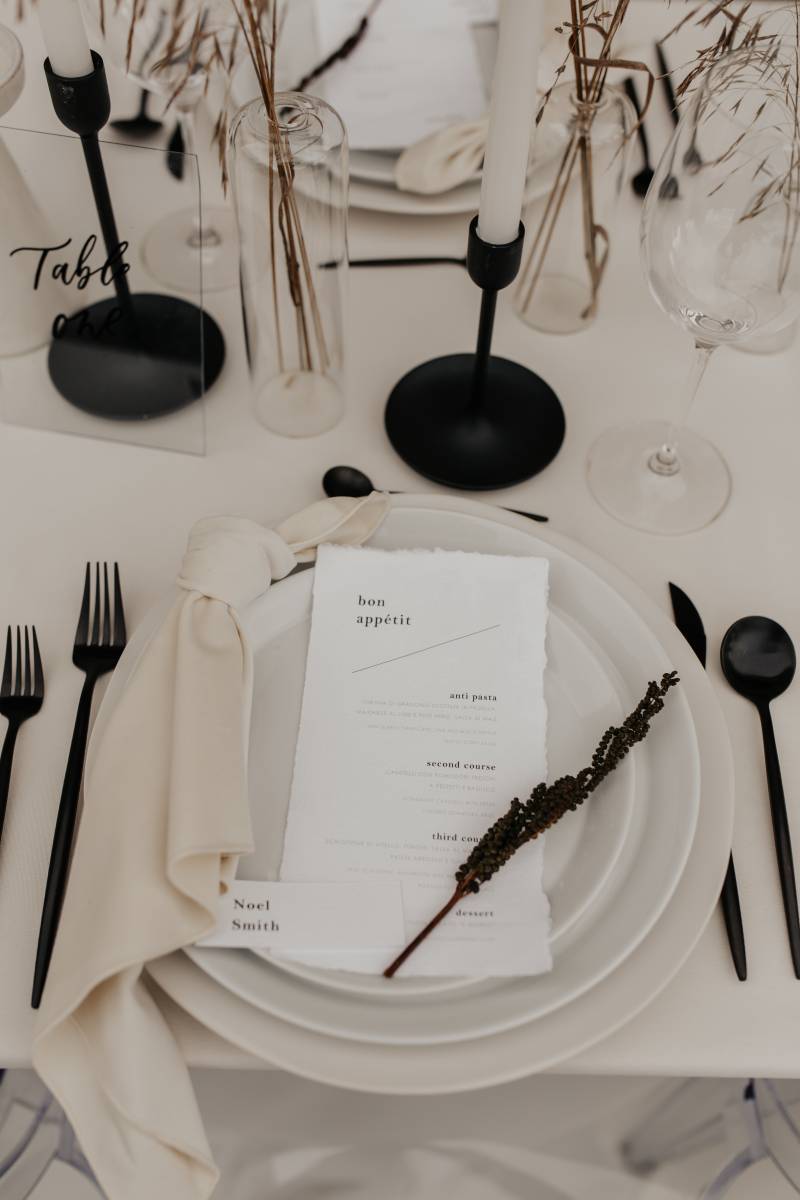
left=656, top=41, right=702, bottom=171
left=669, top=582, right=747, bottom=981
left=655, top=41, right=680, bottom=125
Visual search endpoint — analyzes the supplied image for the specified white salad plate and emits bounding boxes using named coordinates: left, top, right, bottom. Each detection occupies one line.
left=147, top=495, right=733, bottom=1091
left=174, top=499, right=699, bottom=1043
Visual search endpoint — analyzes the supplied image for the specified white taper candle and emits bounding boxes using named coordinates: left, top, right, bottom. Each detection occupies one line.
left=37, top=0, right=94, bottom=79
left=477, top=0, right=542, bottom=246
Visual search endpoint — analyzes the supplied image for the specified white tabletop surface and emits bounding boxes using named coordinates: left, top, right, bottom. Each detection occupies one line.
left=1, top=3, right=799, bottom=1078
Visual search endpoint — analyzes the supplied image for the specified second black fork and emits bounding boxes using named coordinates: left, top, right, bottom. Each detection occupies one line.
left=32, top=563, right=126, bottom=1009
left=0, top=627, right=44, bottom=851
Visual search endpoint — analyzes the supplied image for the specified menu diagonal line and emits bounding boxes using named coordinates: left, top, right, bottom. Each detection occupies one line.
left=352, top=624, right=501, bottom=675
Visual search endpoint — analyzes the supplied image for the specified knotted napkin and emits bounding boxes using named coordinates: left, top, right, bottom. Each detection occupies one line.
left=392, top=21, right=593, bottom=196
left=394, top=119, right=489, bottom=195
left=33, top=493, right=390, bottom=1200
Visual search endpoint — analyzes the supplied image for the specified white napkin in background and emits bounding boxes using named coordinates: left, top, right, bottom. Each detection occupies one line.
left=391, top=4, right=647, bottom=198
left=393, top=13, right=568, bottom=195
left=395, top=119, right=489, bottom=195
left=32, top=494, right=390, bottom=1200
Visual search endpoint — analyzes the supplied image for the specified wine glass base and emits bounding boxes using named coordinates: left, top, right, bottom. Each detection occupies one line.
left=587, top=420, right=731, bottom=534
left=141, top=205, right=239, bottom=293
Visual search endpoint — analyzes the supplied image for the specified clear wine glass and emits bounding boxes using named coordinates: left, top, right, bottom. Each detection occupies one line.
left=587, top=45, right=800, bottom=534
left=82, top=0, right=241, bottom=293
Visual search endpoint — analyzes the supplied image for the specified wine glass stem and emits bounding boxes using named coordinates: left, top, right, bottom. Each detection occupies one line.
left=649, top=341, right=715, bottom=477
left=177, top=111, right=223, bottom=252
left=178, top=110, right=197, bottom=161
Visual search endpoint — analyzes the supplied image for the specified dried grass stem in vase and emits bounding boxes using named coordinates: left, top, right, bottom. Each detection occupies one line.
left=384, top=672, right=679, bottom=978
left=514, top=0, right=650, bottom=334
left=228, top=0, right=348, bottom=437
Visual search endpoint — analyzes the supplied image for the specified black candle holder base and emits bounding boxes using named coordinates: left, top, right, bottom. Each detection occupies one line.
left=385, top=352, right=565, bottom=490
left=48, top=293, right=225, bottom=420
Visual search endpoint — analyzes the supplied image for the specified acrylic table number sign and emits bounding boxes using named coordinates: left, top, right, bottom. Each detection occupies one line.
left=10, top=233, right=132, bottom=344
left=0, top=22, right=61, bottom=357
left=0, top=125, right=213, bottom=454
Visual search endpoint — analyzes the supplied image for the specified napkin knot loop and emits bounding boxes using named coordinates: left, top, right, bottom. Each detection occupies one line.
left=178, top=516, right=296, bottom=611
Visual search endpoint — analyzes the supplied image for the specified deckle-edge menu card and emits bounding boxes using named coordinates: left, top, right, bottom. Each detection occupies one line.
left=277, top=544, right=553, bottom=977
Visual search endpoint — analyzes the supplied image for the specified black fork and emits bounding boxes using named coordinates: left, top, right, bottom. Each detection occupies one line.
left=32, top=564, right=126, bottom=1009
left=0, top=627, right=44, bottom=850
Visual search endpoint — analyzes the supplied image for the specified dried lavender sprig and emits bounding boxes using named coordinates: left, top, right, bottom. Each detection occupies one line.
left=383, top=671, right=679, bottom=978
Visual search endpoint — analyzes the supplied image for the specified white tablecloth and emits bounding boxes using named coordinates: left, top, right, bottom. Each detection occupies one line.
left=1, top=4, right=798, bottom=1079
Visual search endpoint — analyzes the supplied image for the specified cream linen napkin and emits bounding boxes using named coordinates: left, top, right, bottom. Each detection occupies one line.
left=32, top=493, right=390, bottom=1200
left=393, top=13, right=592, bottom=196
left=394, top=118, right=489, bottom=195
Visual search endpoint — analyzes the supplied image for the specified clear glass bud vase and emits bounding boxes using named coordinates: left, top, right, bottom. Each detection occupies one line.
left=230, top=93, right=348, bottom=437
left=514, top=84, right=634, bottom=334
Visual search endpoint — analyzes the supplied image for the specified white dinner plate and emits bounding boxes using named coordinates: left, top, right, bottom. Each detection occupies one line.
left=177, top=500, right=698, bottom=1042
left=348, top=151, right=418, bottom=187
left=146, top=496, right=733, bottom=1090
left=347, top=174, right=482, bottom=217
left=103, top=496, right=698, bottom=1047
left=347, top=172, right=554, bottom=217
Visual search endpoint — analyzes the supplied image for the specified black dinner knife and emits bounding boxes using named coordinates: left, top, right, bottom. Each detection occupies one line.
left=669, top=582, right=747, bottom=981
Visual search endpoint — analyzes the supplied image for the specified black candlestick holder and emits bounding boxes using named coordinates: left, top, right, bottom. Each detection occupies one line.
left=384, top=217, right=565, bottom=490
left=43, top=52, right=225, bottom=420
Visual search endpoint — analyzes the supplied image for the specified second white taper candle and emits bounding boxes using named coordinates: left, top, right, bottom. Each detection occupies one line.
left=477, top=0, right=542, bottom=246
left=37, top=0, right=94, bottom=79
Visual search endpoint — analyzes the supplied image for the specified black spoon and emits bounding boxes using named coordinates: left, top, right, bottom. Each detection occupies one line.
left=721, top=616, right=800, bottom=978
left=322, top=465, right=548, bottom=523
left=623, top=77, right=654, bottom=198
left=110, top=89, right=163, bottom=138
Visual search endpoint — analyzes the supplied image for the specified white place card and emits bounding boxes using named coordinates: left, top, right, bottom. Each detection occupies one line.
left=278, top=545, right=553, bottom=977
left=312, top=0, right=486, bottom=150
left=198, top=881, right=405, bottom=950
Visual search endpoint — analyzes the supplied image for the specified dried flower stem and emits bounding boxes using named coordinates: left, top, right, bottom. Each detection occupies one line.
left=518, top=0, right=652, bottom=322
left=232, top=0, right=330, bottom=376
left=384, top=672, right=679, bottom=978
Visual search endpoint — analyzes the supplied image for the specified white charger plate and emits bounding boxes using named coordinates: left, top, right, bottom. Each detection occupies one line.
left=179, top=500, right=698, bottom=1043
left=120, top=499, right=700, bottom=1039
left=146, top=496, right=733, bottom=1090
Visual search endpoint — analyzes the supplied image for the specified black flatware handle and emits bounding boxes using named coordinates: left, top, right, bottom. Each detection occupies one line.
left=655, top=42, right=679, bottom=124
left=506, top=506, right=548, bottom=524
left=385, top=490, right=547, bottom=524
left=0, top=721, right=20, bottom=849
left=348, top=256, right=467, bottom=269
left=719, top=855, right=747, bottom=981
left=32, top=673, right=98, bottom=1009
left=623, top=77, right=651, bottom=162
left=758, top=702, right=800, bottom=978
